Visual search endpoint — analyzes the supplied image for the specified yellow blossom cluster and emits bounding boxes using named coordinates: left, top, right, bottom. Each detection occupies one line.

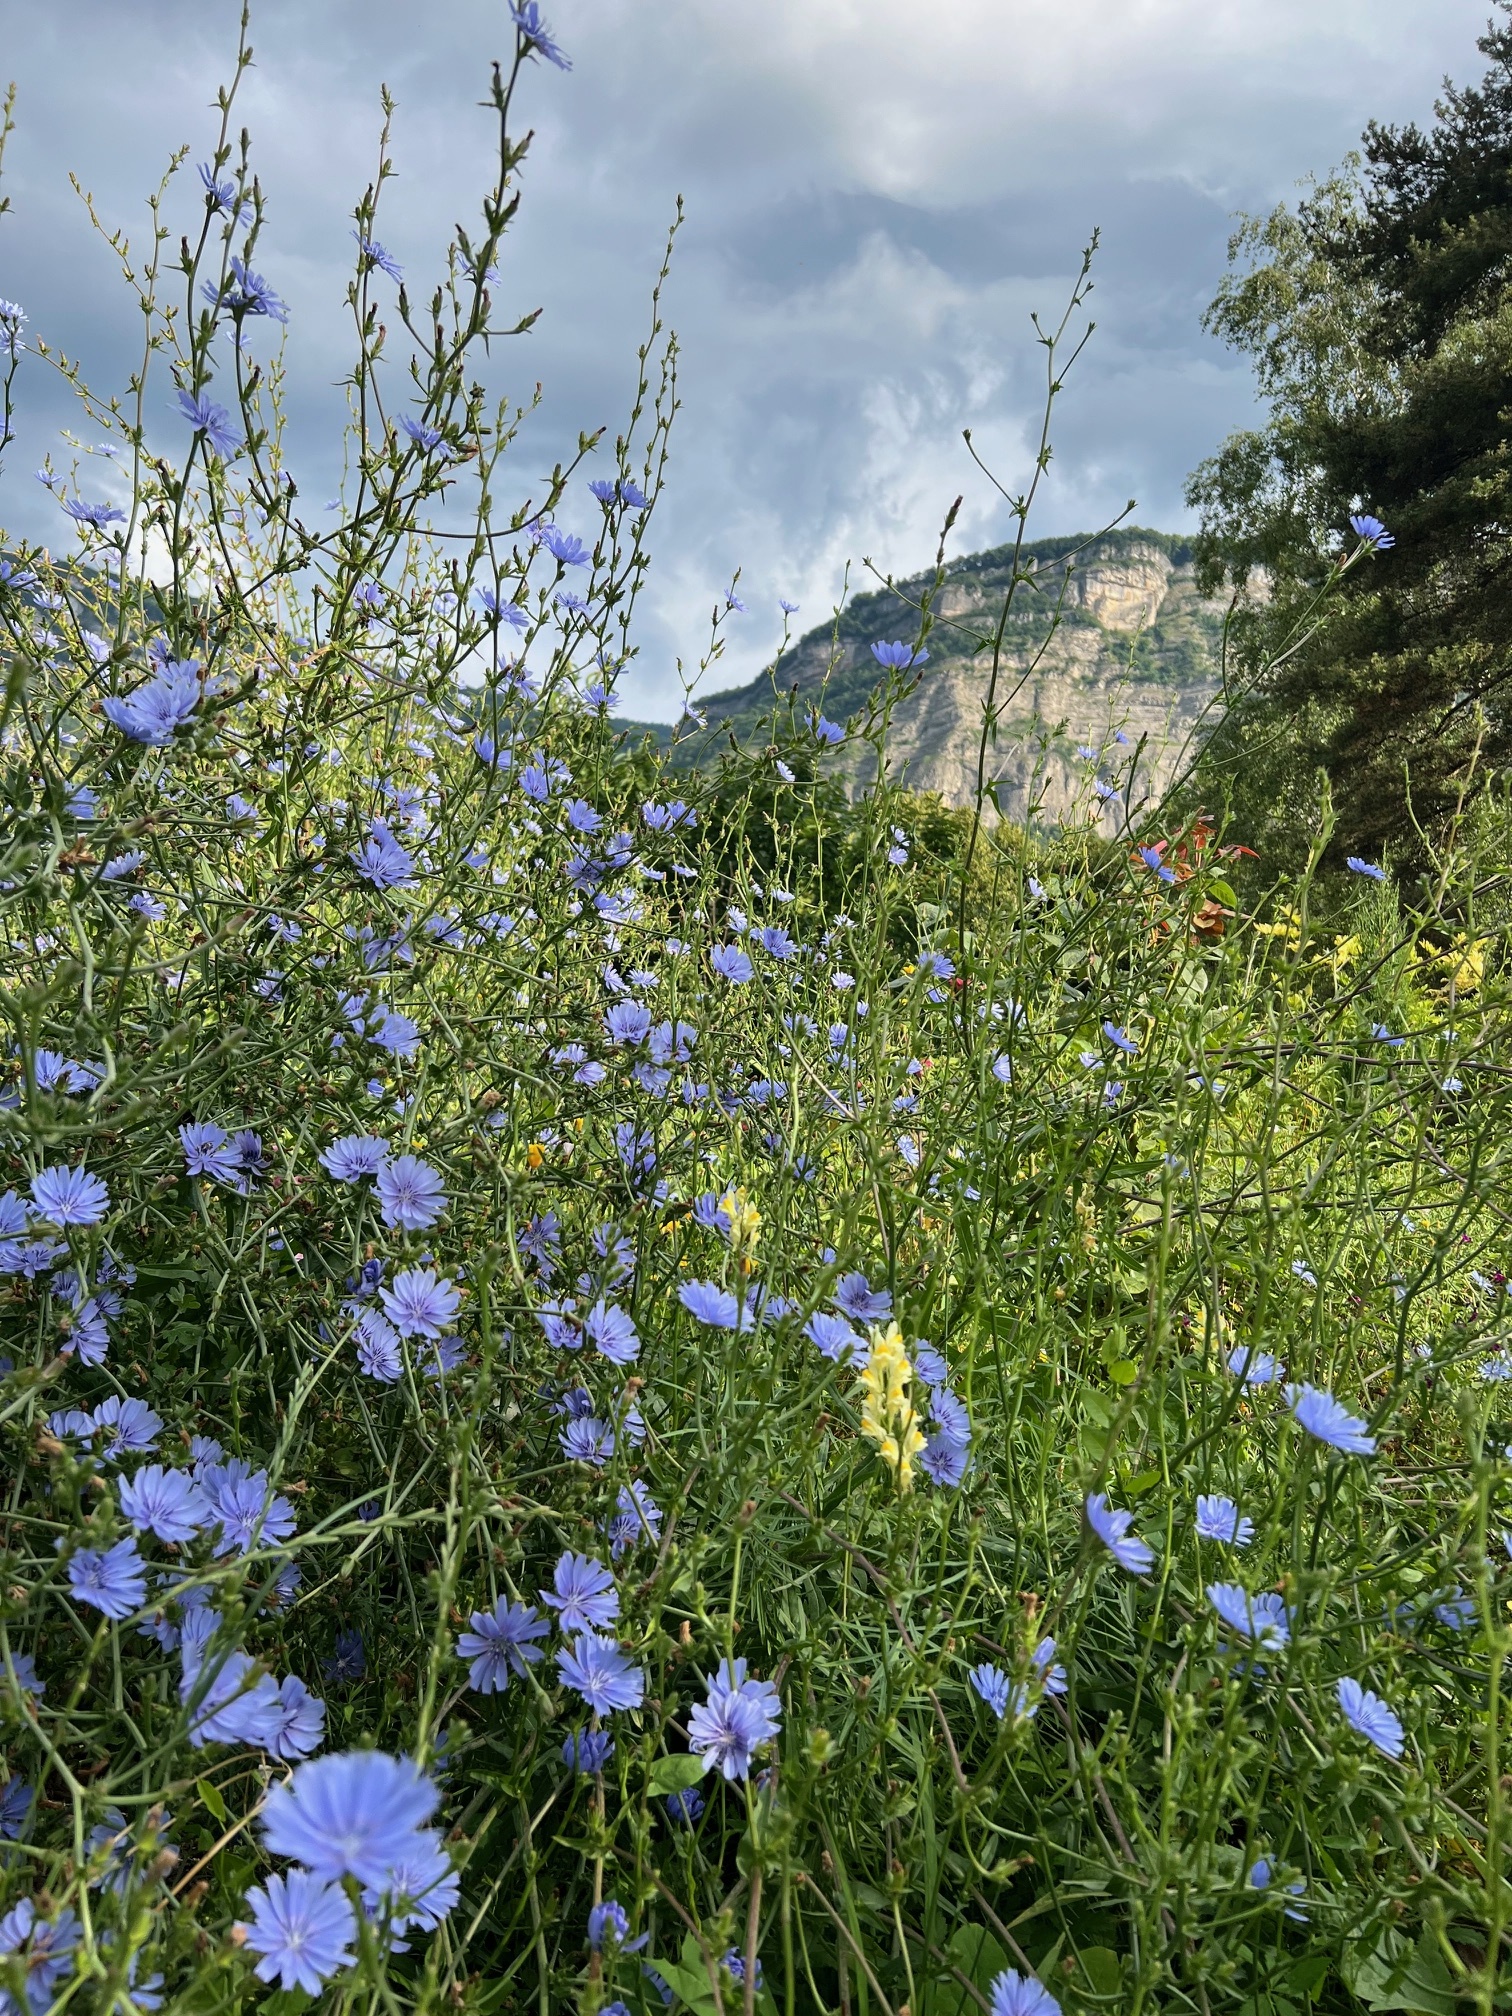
left=859, top=1321, right=926, bottom=1492
left=1416, top=934, right=1485, bottom=993
left=718, top=1186, right=762, bottom=1268
left=1251, top=908, right=1303, bottom=949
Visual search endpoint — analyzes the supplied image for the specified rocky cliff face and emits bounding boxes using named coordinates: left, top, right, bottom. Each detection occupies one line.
left=660, top=529, right=1229, bottom=827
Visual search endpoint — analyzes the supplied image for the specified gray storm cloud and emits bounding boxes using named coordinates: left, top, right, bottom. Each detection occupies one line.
left=0, top=0, right=1489, bottom=715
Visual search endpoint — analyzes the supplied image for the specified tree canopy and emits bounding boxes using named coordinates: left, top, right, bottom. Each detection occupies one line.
left=1187, top=6, right=1512, bottom=866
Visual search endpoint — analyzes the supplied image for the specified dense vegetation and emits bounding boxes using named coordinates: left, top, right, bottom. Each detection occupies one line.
left=2, top=11, right=1512, bottom=2016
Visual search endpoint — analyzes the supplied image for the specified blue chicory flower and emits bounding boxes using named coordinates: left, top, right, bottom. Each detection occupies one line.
left=68, top=1538, right=147, bottom=1619
left=239, top=1870, right=358, bottom=1994
left=101, top=663, right=202, bottom=743
left=584, top=1300, right=639, bottom=1365
left=562, top=1729, right=615, bottom=1773
left=1206, top=1583, right=1291, bottom=1651
left=321, top=1135, right=390, bottom=1181
left=117, top=1465, right=210, bottom=1544
left=1287, top=1383, right=1376, bottom=1455
left=989, top=1968, right=1062, bottom=2016
left=30, top=1164, right=109, bottom=1226
left=1085, top=1493, right=1154, bottom=1575
left=379, top=1268, right=460, bottom=1340
left=542, top=1553, right=620, bottom=1634
left=456, top=1600, right=548, bottom=1693
left=259, top=1752, right=438, bottom=1889
left=1336, top=1676, right=1405, bottom=1759
left=1348, top=513, right=1394, bottom=551
left=871, top=640, right=929, bottom=669
left=512, top=4, right=573, bottom=71
left=176, top=387, right=241, bottom=458
left=1195, top=1494, right=1254, bottom=1546
left=557, top=1633, right=645, bottom=1714
left=375, top=1155, right=446, bottom=1232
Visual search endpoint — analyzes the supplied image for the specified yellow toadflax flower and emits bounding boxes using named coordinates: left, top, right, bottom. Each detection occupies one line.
left=718, top=1186, right=761, bottom=1269
left=859, top=1321, right=926, bottom=1492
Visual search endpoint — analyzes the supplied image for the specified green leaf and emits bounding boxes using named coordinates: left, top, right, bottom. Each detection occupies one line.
left=1081, top=1389, right=1115, bottom=1429
left=1285, top=1954, right=1330, bottom=1999
left=1387, top=1935, right=1456, bottom=2016
left=656, top=1959, right=716, bottom=2011
left=948, top=1925, right=1009, bottom=1996
left=671, top=1934, right=724, bottom=2011
left=1342, top=1930, right=1456, bottom=2014
left=1108, top=1359, right=1139, bottom=1386
left=196, top=1776, right=227, bottom=1824
left=648, top=1753, right=707, bottom=1796
left=1075, top=1945, right=1123, bottom=1999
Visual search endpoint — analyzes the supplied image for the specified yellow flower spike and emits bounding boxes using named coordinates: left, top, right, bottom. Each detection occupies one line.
left=526, top=1142, right=545, bottom=1170
left=858, top=1321, right=925, bottom=1493
left=718, top=1186, right=762, bottom=1263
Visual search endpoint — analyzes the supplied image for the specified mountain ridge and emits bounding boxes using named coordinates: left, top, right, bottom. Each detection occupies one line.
left=626, top=526, right=1229, bottom=825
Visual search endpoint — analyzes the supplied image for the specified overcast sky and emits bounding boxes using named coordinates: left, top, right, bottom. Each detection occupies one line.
left=0, top=0, right=1493, bottom=716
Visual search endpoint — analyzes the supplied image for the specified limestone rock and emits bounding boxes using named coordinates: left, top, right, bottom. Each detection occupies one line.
left=649, top=528, right=1228, bottom=826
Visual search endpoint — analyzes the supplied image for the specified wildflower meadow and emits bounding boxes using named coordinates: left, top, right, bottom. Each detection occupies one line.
left=2, top=10, right=1512, bottom=2015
